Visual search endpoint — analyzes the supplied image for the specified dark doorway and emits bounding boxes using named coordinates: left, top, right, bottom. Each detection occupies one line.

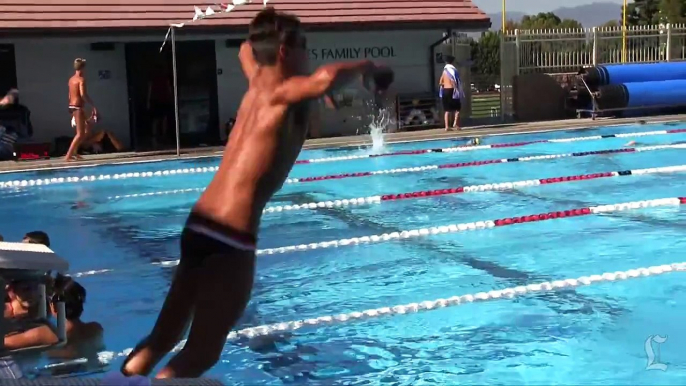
left=0, top=44, right=18, bottom=96
left=125, top=40, right=220, bottom=151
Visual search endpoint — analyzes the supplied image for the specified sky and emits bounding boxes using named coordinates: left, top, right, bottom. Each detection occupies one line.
left=472, top=0, right=624, bottom=13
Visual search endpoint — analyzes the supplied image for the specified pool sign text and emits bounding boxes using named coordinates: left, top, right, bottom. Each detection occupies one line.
left=308, top=46, right=396, bottom=61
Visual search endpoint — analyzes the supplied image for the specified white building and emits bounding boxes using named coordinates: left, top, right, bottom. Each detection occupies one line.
left=0, top=0, right=490, bottom=151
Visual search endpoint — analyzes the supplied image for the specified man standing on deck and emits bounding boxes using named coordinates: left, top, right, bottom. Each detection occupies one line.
left=65, top=58, right=98, bottom=162
left=438, top=55, right=464, bottom=131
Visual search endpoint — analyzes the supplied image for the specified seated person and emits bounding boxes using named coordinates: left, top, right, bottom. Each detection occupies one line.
left=46, top=275, right=104, bottom=360
left=0, top=90, right=33, bottom=161
left=4, top=280, right=58, bottom=350
left=0, top=125, right=18, bottom=161
left=0, top=89, right=33, bottom=137
left=71, top=112, right=125, bottom=155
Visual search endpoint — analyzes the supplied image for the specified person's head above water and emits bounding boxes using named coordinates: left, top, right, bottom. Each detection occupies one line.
left=51, top=274, right=86, bottom=320
left=248, top=7, right=306, bottom=75
left=23, top=231, right=50, bottom=247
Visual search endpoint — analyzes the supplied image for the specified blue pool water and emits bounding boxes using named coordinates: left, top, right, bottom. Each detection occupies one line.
left=1, top=122, right=686, bottom=385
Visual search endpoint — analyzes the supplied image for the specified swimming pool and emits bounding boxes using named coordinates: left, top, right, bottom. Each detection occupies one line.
left=1, top=121, right=686, bottom=385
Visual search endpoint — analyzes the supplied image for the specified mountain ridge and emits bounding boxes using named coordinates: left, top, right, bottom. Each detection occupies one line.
left=487, top=2, right=622, bottom=30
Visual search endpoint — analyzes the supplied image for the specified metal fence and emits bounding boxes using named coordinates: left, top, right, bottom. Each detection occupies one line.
left=499, top=23, right=686, bottom=120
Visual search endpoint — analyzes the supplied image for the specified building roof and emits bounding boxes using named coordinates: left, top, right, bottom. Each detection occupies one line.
left=0, top=0, right=490, bottom=33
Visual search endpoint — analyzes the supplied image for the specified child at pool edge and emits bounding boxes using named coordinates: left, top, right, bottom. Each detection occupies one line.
left=114, top=7, right=393, bottom=380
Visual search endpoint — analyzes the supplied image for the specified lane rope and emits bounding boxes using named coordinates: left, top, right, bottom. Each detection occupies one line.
left=103, top=143, right=686, bottom=200
left=263, top=164, right=686, bottom=213
left=2, top=132, right=686, bottom=190
left=71, top=196, right=686, bottom=277
left=253, top=196, right=686, bottom=256
left=293, top=128, right=686, bottom=164
left=82, top=261, right=685, bottom=366
left=98, top=196, right=684, bottom=273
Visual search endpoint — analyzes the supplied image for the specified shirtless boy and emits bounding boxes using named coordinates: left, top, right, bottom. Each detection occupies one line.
left=66, top=58, right=97, bottom=162
left=117, top=7, right=393, bottom=379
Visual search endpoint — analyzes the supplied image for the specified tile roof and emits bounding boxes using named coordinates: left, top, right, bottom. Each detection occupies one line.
left=0, top=0, right=490, bottom=32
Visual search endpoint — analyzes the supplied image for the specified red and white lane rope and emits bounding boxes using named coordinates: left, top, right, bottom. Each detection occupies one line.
left=263, top=165, right=686, bottom=213
left=3, top=131, right=686, bottom=190
left=292, top=128, right=686, bottom=164
left=103, top=143, right=686, bottom=200
left=255, top=197, right=685, bottom=255
left=73, top=196, right=686, bottom=276
left=90, top=261, right=685, bottom=365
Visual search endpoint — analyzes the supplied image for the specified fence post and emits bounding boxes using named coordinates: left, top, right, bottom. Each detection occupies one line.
left=592, top=26, right=598, bottom=66
left=514, top=29, right=520, bottom=76
left=666, top=23, right=672, bottom=61
left=499, top=31, right=505, bottom=122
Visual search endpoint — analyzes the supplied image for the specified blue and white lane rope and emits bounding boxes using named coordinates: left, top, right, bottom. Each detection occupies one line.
left=2, top=132, right=686, bottom=190
left=103, top=143, right=686, bottom=200
left=292, top=128, right=686, bottom=164
left=85, top=262, right=685, bottom=365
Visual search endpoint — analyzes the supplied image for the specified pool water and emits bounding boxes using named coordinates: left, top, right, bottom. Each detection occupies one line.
left=1, top=122, right=686, bottom=385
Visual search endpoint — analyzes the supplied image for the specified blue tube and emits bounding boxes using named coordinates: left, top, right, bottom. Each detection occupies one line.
left=602, top=62, right=686, bottom=85
left=626, top=79, right=686, bottom=108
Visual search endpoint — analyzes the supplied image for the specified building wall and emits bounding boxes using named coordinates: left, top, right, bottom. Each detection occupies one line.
left=3, top=38, right=131, bottom=146
left=2, top=29, right=446, bottom=146
left=215, top=29, right=447, bottom=138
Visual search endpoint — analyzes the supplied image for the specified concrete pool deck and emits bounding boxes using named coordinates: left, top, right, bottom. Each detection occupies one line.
left=1, top=114, right=685, bottom=174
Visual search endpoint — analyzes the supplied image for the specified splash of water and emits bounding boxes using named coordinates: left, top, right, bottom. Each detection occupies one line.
left=367, top=105, right=394, bottom=153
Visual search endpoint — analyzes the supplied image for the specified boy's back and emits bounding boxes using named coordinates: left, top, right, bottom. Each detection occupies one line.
left=195, top=68, right=310, bottom=235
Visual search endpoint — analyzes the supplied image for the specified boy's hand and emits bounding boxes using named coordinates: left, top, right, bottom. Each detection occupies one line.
left=363, top=65, right=394, bottom=94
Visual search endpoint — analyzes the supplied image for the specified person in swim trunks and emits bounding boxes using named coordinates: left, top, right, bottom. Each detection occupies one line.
left=65, top=58, right=98, bottom=162
left=118, top=7, right=393, bottom=379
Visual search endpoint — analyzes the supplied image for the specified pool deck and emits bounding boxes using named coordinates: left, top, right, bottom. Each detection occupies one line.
left=1, top=114, right=684, bottom=174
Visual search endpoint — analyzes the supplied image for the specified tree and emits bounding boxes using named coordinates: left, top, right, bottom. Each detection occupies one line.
left=512, top=12, right=583, bottom=29
left=659, top=0, right=686, bottom=23
left=470, top=31, right=500, bottom=84
left=601, top=20, right=621, bottom=28
left=626, top=0, right=661, bottom=25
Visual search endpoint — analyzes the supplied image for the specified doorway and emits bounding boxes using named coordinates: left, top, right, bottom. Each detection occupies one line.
left=0, top=44, right=18, bottom=95
left=125, top=40, right=220, bottom=151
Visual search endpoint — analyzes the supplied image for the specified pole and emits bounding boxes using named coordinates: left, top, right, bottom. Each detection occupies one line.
left=502, top=0, right=506, bottom=32
left=622, top=0, right=628, bottom=63
left=171, top=26, right=181, bottom=157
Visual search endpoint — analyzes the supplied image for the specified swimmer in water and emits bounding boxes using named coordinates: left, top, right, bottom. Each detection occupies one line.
left=624, top=140, right=639, bottom=147
left=468, top=137, right=482, bottom=146
left=118, top=7, right=393, bottom=379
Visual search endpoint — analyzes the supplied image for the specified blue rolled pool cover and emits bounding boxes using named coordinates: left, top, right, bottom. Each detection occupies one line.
left=582, top=62, right=686, bottom=88
left=626, top=79, right=686, bottom=108
left=596, top=80, right=686, bottom=110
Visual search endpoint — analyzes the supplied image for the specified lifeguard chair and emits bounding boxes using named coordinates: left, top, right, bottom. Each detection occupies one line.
left=0, top=242, right=225, bottom=385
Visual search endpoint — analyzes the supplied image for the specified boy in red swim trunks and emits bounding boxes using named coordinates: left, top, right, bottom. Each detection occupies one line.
left=118, top=7, right=393, bottom=379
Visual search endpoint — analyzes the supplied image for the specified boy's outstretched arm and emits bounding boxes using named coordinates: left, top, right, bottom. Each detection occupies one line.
left=271, top=60, right=376, bottom=105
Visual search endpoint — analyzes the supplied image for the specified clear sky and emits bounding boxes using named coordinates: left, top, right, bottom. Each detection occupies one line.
left=472, top=0, right=624, bottom=13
